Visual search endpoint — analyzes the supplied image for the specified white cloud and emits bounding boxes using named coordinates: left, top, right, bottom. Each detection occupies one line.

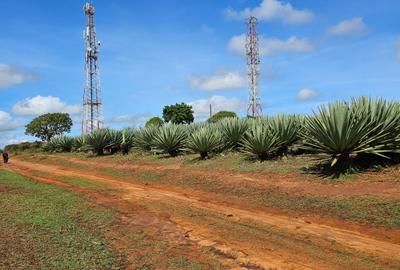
left=0, top=111, right=20, bottom=131
left=12, top=95, right=81, bottom=116
left=110, top=113, right=152, bottom=127
left=0, top=131, right=30, bottom=148
left=297, top=88, right=319, bottom=100
left=327, top=17, right=367, bottom=36
left=228, top=34, right=313, bottom=56
left=225, top=0, right=314, bottom=24
left=0, top=63, right=37, bottom=89
left=189, top=96, right=245, bottom=118
left=188, top=69, right=246, bottom=91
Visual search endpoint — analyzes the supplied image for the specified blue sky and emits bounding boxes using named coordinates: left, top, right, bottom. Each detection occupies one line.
left=1, top=0, right=400, bottom=146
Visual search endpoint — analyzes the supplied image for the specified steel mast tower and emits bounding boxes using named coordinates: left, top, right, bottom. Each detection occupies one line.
left=246, top=16, right=262, bottom=118
left=82, top=2, right=104, bottom=134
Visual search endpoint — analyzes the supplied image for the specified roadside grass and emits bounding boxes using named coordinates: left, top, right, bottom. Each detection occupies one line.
left=180, top=153, right=316, bottom=173
left=0, top=169, right=126, bottom=270
left=57, top=175, right=107, bottom=190
left=146, top=201, right=400, bottom=270
left=0, top=169, right=224, bottom=270
left=15, top=153, right=400, bottom=227
left=135, top=172, right=400, bottom=227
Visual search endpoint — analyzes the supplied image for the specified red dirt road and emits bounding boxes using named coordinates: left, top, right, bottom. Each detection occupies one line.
left=3, top=156, right=400, bottom=270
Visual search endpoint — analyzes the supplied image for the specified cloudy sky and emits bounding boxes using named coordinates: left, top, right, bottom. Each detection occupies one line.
left=0, top=0, right=400, bottom=147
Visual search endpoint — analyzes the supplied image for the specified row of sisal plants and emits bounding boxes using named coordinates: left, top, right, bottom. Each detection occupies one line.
left=44, top=97, right=400, bottom=174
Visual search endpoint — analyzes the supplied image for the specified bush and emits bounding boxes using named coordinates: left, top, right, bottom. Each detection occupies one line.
left=44, top=136, right=74, bottom=152
left=302, top=97, right=400, bottom=173
left=219, top=118, right=249, bottom=150
left=152, top=125, right=187, bottom=157
left=84, top=129, right=114, bottom=155
left=4, top=141, right=44, bottom=153
left=132, top=126, right=159, bottom=152
left=208, top=111, right=237, bottom=123
left=120, top=129, right=136, bottom=154
left=73, top=136, right=86, bottom=152
left=241, top=125, right=283, bottom=161
left=185, top=126, right=222, bottom=159
left=267, top=115, right=301, bottom=156
left=145, top=117, right=164, bottom=128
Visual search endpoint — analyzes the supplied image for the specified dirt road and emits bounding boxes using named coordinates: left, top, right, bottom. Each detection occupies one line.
left=3, top=156, right=400, bottom=270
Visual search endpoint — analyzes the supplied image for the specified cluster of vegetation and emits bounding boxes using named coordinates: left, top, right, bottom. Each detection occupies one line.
left=19, top=97, right=400, bottom=176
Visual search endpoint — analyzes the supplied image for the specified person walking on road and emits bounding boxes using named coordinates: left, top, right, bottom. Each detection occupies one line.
left=2, top=151, right=9, bottom=163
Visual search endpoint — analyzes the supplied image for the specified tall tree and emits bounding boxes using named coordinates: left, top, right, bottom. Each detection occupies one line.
left=25, top=113, right=73, bottom=141
left=162, top=103, right=194, bottom=124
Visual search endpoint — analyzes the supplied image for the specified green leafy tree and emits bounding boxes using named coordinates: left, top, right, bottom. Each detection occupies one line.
left=162, top=103, right=194, bottom=125
left=145, top=116, right=164, bottom=127
left=25, top=113, right=73, bottom=141
left=207, top=111, right=237, bottom=123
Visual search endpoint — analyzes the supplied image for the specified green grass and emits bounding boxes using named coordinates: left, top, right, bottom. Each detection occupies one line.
left=0, top=169, right=125, bottom=270
left=0, top=169, right=223, bottom=270
left=57, top=176, right=106, bottom=190
left=16, top=153, right=400, bottom=227
left=132, top=173, right=400, bottom=227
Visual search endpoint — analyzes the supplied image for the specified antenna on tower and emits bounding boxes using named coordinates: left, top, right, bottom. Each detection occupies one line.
left=246, top=16, right=262, bottom=118
left=82, top=1, right=104, bottom=134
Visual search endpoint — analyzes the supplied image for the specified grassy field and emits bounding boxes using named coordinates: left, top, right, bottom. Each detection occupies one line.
left=0, top=169, right=125, bottom=270
left=0, top=169, right=222, bottom=270
left=17, top=152, right=400, bottom=228
left=3, top=152, right=400, bottom=269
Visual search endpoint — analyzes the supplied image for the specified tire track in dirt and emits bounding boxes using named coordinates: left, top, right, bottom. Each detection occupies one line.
left=3, top=162, right=300, bottom=270
left=41, top=155, right=400, bottom=201
left=5, top=159, right=400, bottom=265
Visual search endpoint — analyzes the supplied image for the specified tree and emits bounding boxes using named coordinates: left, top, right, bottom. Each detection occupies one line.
left=145, top=117, right=164, bottom=128
left=25, top=113, right=73, bottom=141
left=162, top=103, right=194, bottom=125
left=207, top=111, right=237, bottom=123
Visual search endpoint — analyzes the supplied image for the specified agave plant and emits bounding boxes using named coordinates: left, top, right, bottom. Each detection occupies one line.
left=73, top=135, right=86, bottom=152
left=45, top=136, right=74, bottom=152
left=185, top=126, right=222, bottom=159
left=120, top=129, right=136, bottom=154
left=219, top=118, right=249, bottom=150
left=186, top=122, right=207, bottom=134
left=268, top=115, right=301, bottom=156
left=84, top=129, right=113, bottom=155
left=241, top=125, right=283, bottom=161
left=152, top=125, right=187, bottom=157
left=302, top=97, right=400, bottom=170
left=107, top=129, right=123, bottom=154
left=132, top=126, right=159, bottom=152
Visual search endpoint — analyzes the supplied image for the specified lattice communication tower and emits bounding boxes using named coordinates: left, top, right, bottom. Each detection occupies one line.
left=82, top=2, right=104, bottom=134
left=246, top=16, right=262, bottom=117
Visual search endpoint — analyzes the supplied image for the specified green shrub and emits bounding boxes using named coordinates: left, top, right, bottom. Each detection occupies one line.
left=83, top=129, right=113, bottom=155
left=145, top=117, right=164, bottom=128
left=185, top=126, right=222, bottom=159
left=73, top=136, right=86, bottom=152
left=241, top=125, right=283, bottom=161
left=44, top=136, right=74, bottom=152
left=302, top=97, right=400, bottom=172
left=152, top=125, right=187, bottom=157
left=208, top=111, right=237, bottom=123
left=268, top=115, right=301, bottom=156
left=132, top=126, right=159, bottom=152
left=219, top=118, right=249, bottom=150
left=120, top=129, right=136, bottom=154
